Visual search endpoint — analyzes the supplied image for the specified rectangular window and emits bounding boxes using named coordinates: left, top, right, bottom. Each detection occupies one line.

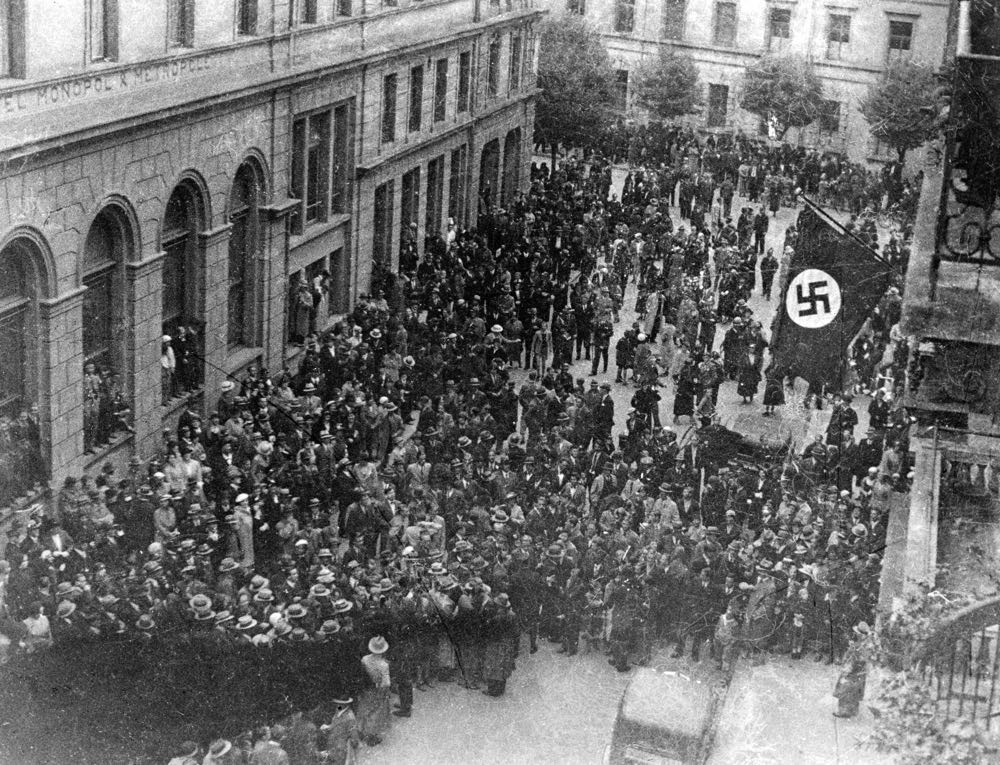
left=1, top=0, right=25, bottom=78
left=434, top=58, right=448, bottom=123
left=168, top=0, right=195, bottom=47
left=290, top=112, right=331, bottom=232
left=818, top=99, right=841, bottom=134
left=567, top=0, right=585, bottom=15
left=425, top=155, right=445, bottom=237
left=714, top=1, right=736, bottom=46
left=409, top=65, right=423, bottom=133
left=400, top=167, right=420, bottom=251
left=382, top=73, right=397, bottom=143
left=238, top=0, right=258, bottom=34
left=383, top=0, right=398, bottom=7
left=613, top=69, right=628, bottom=112
left=448, top=145, right=468, bottom=225
left=827, top=14, right=850, bottom=60
left=226, top=223, right=247, bottom=349
left=706, top=83, right=728, bottom=128
left=662, top=0, right=685, bottom=40
left=302, top=0, right=317, bottom=23
left=487, top=39, right=501, bottom=98
left=337, top=0, right=352, bottom=16
left=614, top=0, right=635, bottom=33
left=90, top=0, right=108, bottom=61
left=509, top=34, right=522, bottom=92
left=768, top=7, right=790, bottom=51
left=373, top=181, right=394, bottom=267
left=887, top=19, right=913, bottom=62
left=331, top=102, right=352, bottom=215
left=458, top=51, right=471, bottom=112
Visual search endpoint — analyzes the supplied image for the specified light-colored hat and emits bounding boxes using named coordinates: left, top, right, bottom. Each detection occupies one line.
left=368, top=635, right=389, bottom=654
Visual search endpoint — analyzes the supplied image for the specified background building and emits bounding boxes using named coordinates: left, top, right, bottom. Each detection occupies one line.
left=0, top=0, right=541, bottom=503
left=545, top=0, right=952, bottom=165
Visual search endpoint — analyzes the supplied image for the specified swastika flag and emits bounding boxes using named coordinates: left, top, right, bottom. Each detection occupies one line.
left=767, top=206, right=893, bottom=391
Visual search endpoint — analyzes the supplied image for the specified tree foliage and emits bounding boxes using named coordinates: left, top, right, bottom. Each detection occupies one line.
left=739, top=55, right=825, bottom=140
left=535, top=16, right=616, bottom=152
left=632, top=48, right=702, bottom=122
left=860, top=61, right=940, bottom=162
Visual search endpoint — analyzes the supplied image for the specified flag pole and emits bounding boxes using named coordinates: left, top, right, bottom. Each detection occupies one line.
left=796, top=193, right=898, bottom=269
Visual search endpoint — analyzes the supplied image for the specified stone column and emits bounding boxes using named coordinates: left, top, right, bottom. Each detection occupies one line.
left=126, top=250, right=166, bottom=459
left=198, top=224, right=234, bottom=416
left=38, top=287, right=86, bottom=484
left=260, top=200, right=296, bottom=372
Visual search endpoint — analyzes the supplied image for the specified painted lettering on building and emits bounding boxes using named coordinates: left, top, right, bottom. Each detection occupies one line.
left=1, top=56, right=213, bottom=115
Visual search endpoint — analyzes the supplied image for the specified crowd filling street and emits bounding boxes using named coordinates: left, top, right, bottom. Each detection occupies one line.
left=0, top=126, right=917, bottom=765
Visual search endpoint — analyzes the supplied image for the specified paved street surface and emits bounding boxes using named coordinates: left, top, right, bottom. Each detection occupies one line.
left=709, top=657, right=892, bottom=765
left=358, top=639, right=631, bottom=765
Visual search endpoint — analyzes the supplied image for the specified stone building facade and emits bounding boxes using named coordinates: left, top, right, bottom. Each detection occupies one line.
left=0, top=0, right=540, bottom=500
left=545, top=0, right=952, bottom=166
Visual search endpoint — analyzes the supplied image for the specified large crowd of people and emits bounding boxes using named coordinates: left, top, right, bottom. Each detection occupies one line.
left=0, top=125, right=918, bottom=764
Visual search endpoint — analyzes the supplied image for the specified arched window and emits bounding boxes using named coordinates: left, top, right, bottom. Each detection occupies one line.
left=502, top=127, right=522, bottom=205
left=83, top=209, right=128, bottom=373
left=0, top=244, right=35, bottom=417
left=228, top=163, right=262, bottom=350
left=162, top=182, right=204, bottom=400
left=0, top=237, right=47, bottom=505
left=82, top=207, right=130, bottom=451
left=479, top=138, right=500, bottom=213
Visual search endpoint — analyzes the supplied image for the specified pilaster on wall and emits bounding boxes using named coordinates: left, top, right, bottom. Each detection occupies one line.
left=39, top=287, right=86, bottom=484
left=199, top=224, right=234, bottom=414
left=261, top=200, right=296, bottom=371
left=904, top=436, right=943, bottom=594
left=126, top=251, right=167, bottom=459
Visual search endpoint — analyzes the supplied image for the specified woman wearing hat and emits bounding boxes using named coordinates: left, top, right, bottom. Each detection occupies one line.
left=357, top=635, right=392, bottom=745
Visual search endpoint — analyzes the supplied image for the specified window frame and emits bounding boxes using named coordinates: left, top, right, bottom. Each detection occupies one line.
left=713, top=1, right=737, bottom=47
left=167, top=0, right=195, bottom=48
left=448, top=144, right=468, bottom=226
left=433, top=57, right=448, bottom=123
left=425, top=155, right=445, bottom=237
left=826, top=13, right=851, bottom=60
left=614, top=0, right=636, bottom=33
left=566, top=0, right=585, bottom=15
left=373, top=180, right=395, bottom=268
left=408, top=64, right=424, bottom=134
left=237, top=0, right=258, bottom=35
left=382, top=72, right=398, bottom=144
left=458, top=50, right=471, bottom=113
left=706, top=83, right=729, bottom=128
left=487, top=38, right=501, bottom=98
left=613, top=69, right=629, bottom=112
left=508, top=33, right=522, bottom=93
left=768, top=7, right=791, bottom=51
left=400, top=166, right=421, bottom=250
left=886, top=18, right=914, bottom=63
left=818, top=98, right=841, bottom=135
left=662, top=0, right=685, bottom=41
